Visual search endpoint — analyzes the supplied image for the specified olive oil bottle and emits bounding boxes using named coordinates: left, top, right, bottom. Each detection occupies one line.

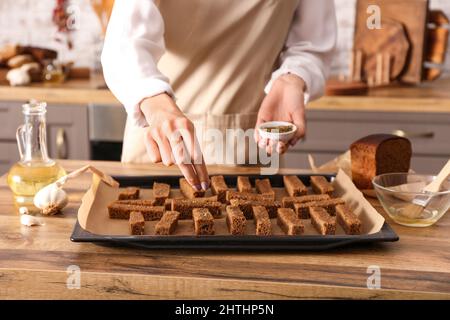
left=7, top=101, right=66, bottom=213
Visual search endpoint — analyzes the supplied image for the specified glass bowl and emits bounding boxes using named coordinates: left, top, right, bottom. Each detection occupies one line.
left=372, top=173, right=450, bottom=227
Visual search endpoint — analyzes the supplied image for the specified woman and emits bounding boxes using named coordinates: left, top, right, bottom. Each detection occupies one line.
left=101, top=0, right=336, bottom=191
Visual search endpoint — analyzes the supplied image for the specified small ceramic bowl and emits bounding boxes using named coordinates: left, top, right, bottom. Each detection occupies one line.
left=257, top=121, right=297, bottom=143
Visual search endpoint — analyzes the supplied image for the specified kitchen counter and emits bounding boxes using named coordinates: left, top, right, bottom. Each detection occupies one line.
left=318, top=77, right=450, bottom=113
left=0, top=74, right=121, bottom=106
left=0, top=75, right=450, bottom=112
left=0, top=160, right=449, bottom=299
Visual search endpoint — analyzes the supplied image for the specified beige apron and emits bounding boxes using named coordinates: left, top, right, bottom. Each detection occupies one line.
left=122, top=0, right=299, bottom=164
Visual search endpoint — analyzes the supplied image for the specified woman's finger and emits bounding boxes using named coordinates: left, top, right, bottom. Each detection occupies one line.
left=254, top=127, right=260, bottom=145
left=289, top=108, right=306, bottom=146
left=184, top=133, right=210, bottom=189
left=175, top=118, right=209, bottom=189
left=168, top=130, right=202, bottom=190
left=265, top=143, right=273, bottom=155
left=178, top=163, right=202, bottom=191
left=254, top=116, right=266, bottom=144
left=266, top=139, right=284, bottom=155
left=193, top=155, right=210, bottom=190
left=258, top=137, right=269, bottom=149
left=254, top=95, right=274, bottom=144
left=151, top=128, right=174, bottom=166
left=276, top=141, right=288, bottom=154
left=168, top=129, right=185, bottom=165
left=144, top=130, right=162, bottom=163
left=175, top=118, right=197, bottom=162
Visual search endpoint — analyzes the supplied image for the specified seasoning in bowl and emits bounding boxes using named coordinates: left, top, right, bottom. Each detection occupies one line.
left=262, top=125, right=293, bottom=133
left=257, top=121, right=297, bottom=142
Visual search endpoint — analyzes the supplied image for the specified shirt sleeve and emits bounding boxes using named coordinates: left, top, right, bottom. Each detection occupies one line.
left=101, top=0, right=173, bottom=127
left=264, top=0, right=337, bottom=103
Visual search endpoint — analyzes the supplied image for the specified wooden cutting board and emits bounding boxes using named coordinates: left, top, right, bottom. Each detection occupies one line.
left=325, top=78, right=368, bottom=96
left=354, top=18, right=410, bottom=81
left=354, top=0, right=429, bottom=84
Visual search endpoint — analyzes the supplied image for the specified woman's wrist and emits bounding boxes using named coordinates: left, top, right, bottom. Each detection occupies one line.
left=277, top=73, right=306, bottom=92
left=140, top=92, right=178, bottom=119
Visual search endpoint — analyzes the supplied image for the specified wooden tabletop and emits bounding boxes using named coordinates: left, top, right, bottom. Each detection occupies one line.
left=0, top=160, right=449, bottom=300
left=1, top=75, right=450, bottom=112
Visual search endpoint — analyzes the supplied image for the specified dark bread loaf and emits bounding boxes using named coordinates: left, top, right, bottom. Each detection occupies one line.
left=22, top=46, right=58, bottom=64
left=350, top=134, right=412, bottom=189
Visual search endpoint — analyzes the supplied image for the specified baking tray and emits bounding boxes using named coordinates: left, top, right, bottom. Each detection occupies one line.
left=70, top=174, right=399, bottom=251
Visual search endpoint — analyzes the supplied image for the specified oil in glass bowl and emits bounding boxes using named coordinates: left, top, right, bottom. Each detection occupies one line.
left=373, top=173, right=450, bottom=227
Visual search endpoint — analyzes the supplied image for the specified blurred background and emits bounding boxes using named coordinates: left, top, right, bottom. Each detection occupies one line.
left=1, top=0, right=448, bottom=76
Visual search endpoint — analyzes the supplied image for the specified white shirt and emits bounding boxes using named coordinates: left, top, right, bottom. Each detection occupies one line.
left=101, top=0, right=337, bottom=127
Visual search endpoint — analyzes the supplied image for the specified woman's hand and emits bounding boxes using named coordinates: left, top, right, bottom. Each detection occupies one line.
left=255, top=74, right=306, bottom=154
left=140, top=93, right=210, bottom=190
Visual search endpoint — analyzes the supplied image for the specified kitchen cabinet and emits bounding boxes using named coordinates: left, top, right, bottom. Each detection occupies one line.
left=88, top=103, right=127, bottom=161
left=283, top=110, right=450, bottom=174
left=45, top=104, right=90, bottom=160
left=0, top=101, right=89, bottom=174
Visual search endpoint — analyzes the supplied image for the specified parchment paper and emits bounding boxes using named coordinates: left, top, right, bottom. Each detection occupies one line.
left=77, top=169, right=385, bottom=236
left=308, top=151, right=352, bottom=177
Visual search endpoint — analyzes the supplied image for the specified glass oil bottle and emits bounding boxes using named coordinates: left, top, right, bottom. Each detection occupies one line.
left=7, top=101, right=66, bottom=213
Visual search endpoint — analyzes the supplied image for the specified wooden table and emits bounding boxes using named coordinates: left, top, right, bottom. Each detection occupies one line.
left=0, top=160, right=449, bottom=300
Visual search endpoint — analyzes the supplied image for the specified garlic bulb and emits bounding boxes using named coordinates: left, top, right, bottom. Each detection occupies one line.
left=20, top=214, right=44, bottom=227
left=34, top=183, right=68, bottom=215
left=6, top=67, right=31, bottom=86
